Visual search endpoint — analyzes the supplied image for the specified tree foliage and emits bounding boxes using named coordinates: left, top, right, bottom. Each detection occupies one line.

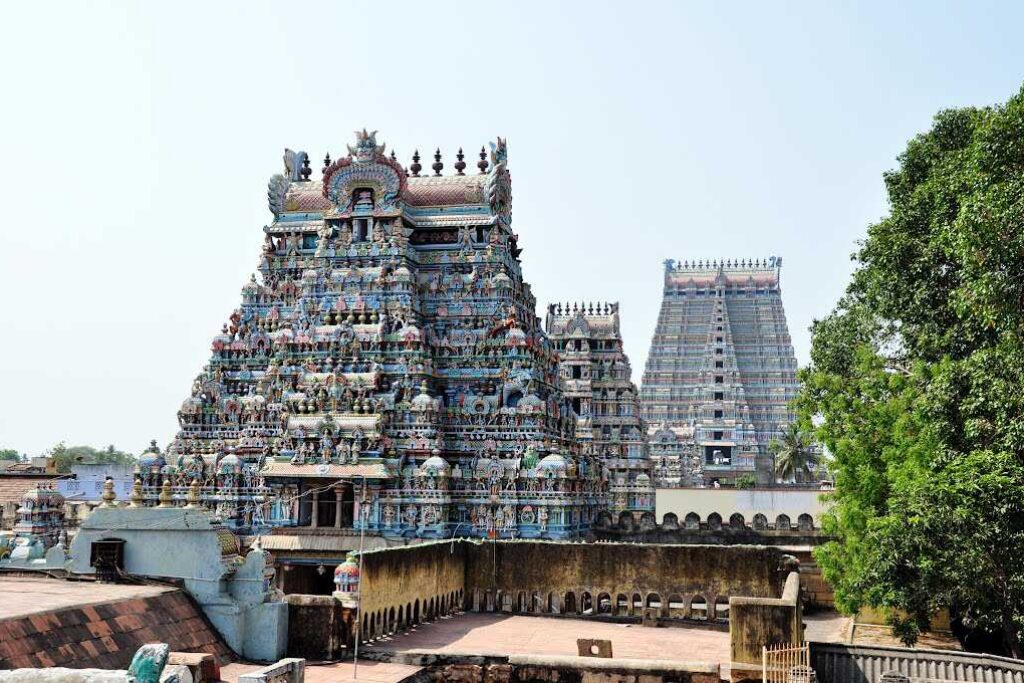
left=49, top=443, right=137, bottom=473
left=800, top=85, right=1024, bottom=657
left=770, top=423, right=820, bottom=483
left=0, top=449, right=22, bottom=462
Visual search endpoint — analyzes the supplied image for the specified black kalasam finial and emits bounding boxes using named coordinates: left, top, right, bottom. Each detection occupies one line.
left=432, top=148, right=443, bottom=176
left=322, top=152, right=331, bottom=174
left=411, top=150, right=422, bottom=177
left=300, top=155, right=312, bottom=181
left=390, top=149, right=397, bottom=162
left=478, top=146, right=489, bottom=174
left=454, top=148, right=466, bottom=175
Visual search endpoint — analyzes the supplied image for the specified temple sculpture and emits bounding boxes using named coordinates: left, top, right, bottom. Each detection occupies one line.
left=640, top=258, right=800, bottom=486
left=156, top=130, right=605, bottom=540
left=545, top=302, right=653, bottom=513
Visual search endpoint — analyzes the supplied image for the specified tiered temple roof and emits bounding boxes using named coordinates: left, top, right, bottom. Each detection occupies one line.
left=640, top=257, right=799, bottom=486
left=546, top=303, right=653, bottom=513
left=162, top=131, right=605, bottom=539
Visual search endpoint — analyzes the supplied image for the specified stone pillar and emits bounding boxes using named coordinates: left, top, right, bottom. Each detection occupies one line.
left=311, top=490, right=319, bottom=528
left=334, top=486, right=344, bottom=528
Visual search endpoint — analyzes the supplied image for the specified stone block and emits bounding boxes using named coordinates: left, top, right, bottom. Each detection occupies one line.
left=577, top=639, right=613, bottom=658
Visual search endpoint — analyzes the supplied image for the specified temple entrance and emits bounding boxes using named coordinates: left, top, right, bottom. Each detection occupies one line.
left=299, top=480, right=355, bottom=529
left=281, top=563, right=337, bottom=595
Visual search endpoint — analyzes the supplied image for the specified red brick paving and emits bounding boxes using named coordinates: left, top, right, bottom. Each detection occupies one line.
left=365, top=613, right=732, bottom=667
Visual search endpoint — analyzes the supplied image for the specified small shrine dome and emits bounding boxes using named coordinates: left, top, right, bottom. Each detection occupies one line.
left=138, top=440, right=166, bottom=471
left=636, top=473, right=651, bottom=487
left=334, top=551, right=360, bottom=593
left=21, top=486, right=64, bottom=509
left=217, top=452, right=242, bottom=473
left=504, top=327, right=527, bottom=346
left=517, top=393, right=543, bottom=412
left=421, top=455, right=450, bottom=475
left=411, top=381, right=435, bottom=412
left=538, top=453, right=569, bottom=473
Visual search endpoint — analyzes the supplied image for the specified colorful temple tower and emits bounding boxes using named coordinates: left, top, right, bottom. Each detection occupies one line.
left=545, top=302, right=653, bottom=513
left=167, top=131, right=605, bottom=540
left=640, top=258, right=799, bottom=486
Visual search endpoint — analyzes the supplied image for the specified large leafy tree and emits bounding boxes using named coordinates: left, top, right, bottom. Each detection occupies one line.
left=800, top=85, right=1024, bottom=657
left=0, top=449, right=22, bottom=462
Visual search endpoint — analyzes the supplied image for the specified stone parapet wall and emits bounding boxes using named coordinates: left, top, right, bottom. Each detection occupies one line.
left=729, top=571, right=802, bottom=669
left=350, top=540, right=792, bottom=642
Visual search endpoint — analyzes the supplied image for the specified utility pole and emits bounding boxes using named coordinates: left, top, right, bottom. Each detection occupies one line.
left=353, top=476, right=367, bottom=679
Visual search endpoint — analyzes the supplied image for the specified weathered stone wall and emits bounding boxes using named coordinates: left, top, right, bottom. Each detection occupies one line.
left=463, top=541, right=790, bottom=619
left=414, top=657, right=720, bottom=683
left=357, top=540, right=468, bottom=640
left=337, top=540, right=793, bottom=647
left=729, top=571, right=803, bottom=669
left=283, top=594, right=355, bottom=661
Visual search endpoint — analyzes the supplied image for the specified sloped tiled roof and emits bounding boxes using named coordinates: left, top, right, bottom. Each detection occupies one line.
left=0, top=475, right=60, bottom=505
left=0, top=586, right=234, bottom=669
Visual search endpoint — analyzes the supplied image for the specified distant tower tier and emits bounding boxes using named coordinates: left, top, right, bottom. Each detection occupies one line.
left=640, top=258, right=799, bottom=487
left=546, top=302, right=654, bottom=514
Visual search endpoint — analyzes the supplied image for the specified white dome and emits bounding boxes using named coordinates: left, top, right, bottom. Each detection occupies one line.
left=421, top=456, right=450, bottom=474
left=538, top=454, right=568, bottom=471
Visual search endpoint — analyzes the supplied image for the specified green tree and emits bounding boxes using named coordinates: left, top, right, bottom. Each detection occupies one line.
left=770, top=423, right=820, bottom=483
left=799, top=85, right=1024, bottom=657
left=0, top=449, right=22, bottom=462
left=49, top=442, right=137, bottom=473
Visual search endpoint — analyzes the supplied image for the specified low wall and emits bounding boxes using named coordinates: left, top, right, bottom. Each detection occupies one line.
left=464, top=541, right=790, bottom=619
left=729, top=571, right=803, bottom=669
left=357, top=540, right=468, bottom=639
left=419, top=657, right=720, bottom=683
left=811, top=642, right=1024, bottom=683
left=656, top=488, right=830, bottom=526
left=352, top=540, right=793, bottom=642
left=284, top=594, right=355, bottom=661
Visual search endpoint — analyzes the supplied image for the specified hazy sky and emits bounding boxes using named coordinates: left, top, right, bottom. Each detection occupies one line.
left=1, top=2, right=1022, bottom=456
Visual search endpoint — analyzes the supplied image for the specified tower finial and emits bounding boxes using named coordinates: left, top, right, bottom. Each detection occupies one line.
left=432, top=149, right=443, bottom=176
left=454, top=148, right=466, bottom=175
left=410, top=150, right=421, bottom=177
left=477, top=146, right=489, bottom=174
left=322, top=152, right=331, bottom=174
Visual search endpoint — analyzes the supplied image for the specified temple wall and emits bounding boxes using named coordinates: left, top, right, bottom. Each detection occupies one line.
left=656, top=488, right=829, bottom=526
left=357, top=540, right=468, bottom=638
left=462, top=541, right=789, bottom=616
left=348, top=540, right=792, bottom=643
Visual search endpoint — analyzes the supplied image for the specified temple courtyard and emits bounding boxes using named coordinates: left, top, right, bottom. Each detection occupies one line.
left=357, top=611, right=852, bottom=676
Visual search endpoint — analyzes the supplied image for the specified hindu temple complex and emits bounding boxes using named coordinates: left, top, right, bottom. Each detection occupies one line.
left=545, top=302, right=653, bottom=514
left=640, top=258, right=800, bottom=487
left=160, top=131, right=607, bottom=545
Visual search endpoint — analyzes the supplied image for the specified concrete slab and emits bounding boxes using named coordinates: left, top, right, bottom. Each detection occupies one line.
left=0, top=576, right=174, bottom=620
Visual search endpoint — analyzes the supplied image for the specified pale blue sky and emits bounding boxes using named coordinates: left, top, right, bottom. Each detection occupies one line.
left=1, top=1, right=1022, bottom=456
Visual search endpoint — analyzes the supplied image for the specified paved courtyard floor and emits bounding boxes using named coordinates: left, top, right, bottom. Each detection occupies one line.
left=0, top=576, right=174, bottom=620
left=364, top=612, right=732, bottom=666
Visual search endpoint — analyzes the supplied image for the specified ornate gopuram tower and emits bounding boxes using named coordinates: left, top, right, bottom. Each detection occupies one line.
left=169, top=131, right=604, bottom=546
left=545, top=303, right=653, bottom=514
left=640, top=258, right=799, bottom=486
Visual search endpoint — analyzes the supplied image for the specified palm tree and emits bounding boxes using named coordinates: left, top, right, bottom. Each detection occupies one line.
left=770, top=423, right=820, bottom=484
